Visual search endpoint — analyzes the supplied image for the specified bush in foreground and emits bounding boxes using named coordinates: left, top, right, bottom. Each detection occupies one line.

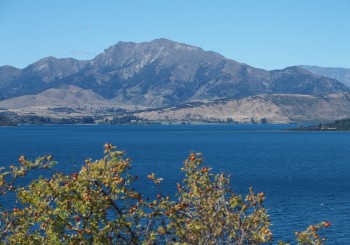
left=0, top=144, right=330, bottom=244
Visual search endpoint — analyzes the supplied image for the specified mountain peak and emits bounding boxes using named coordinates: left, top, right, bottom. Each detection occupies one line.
left=91, top=38, right=208, bottom=68
left=31, top=56, right=58, bottom=66
left=273, top=66, right=311, bottom=74
left=151, top=38, right=173, bottom=43
left=149, top=38, right=202, bottom=51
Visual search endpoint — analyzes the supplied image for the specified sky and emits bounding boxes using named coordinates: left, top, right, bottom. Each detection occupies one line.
left=0, top=0, right=349, bottom=70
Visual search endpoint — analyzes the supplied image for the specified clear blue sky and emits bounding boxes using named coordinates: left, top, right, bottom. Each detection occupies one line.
left=1, top=0, right=349, bottom=70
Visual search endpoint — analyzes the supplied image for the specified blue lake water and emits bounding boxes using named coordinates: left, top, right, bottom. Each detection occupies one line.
left=0, top=124, right=349, bottom=243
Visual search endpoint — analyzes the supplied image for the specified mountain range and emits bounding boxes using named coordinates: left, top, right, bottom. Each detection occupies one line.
left=299, top=65, right=350, bottom=88
left=0, top=38, right=349, bottom=123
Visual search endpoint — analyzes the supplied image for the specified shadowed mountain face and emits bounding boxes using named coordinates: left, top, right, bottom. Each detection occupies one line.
left=0, top=39, right=348, bottom=107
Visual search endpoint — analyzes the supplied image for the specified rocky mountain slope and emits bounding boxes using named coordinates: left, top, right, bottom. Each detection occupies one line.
left=0, top=57, right=88, bottom=100
left=300, top=65, right=350, bottom=88
left=0, top=39, right=348, bottom=108
left=134, top=93, right=350, bottom=124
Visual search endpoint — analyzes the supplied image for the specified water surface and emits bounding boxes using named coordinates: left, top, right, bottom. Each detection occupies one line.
left=0, top=124, right=348, bottom=243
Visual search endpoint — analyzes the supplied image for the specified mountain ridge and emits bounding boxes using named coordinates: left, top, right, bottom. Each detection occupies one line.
left=300, top=65, right=350, bottom=87
left=0, top=39, right=348, bottom=107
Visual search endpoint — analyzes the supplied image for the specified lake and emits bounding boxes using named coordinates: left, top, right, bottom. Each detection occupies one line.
left=0, top=124, right=349, bottom=243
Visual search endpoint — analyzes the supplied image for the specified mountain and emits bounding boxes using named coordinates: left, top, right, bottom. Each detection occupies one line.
left=0, top=57, right=87, bottom=100
left=62, top=38, right=271, bottom=106
left=0, top=66, right=21, bottom=87
left=0, top=39, right=348, bottom=108
left=133, top=92, right=350, bottom=124
left=268, top=66, right=348, bottom=95
left=300, top=65, right=350, bottom=88
left=0, top=85, right=132, bottom=118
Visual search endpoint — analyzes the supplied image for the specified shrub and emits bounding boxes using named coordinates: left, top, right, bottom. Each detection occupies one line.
left=0, top=145, right=330, bottom=244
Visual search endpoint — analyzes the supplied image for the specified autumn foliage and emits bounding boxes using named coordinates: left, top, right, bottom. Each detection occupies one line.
left=0, top=144, right=330, bottom=244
